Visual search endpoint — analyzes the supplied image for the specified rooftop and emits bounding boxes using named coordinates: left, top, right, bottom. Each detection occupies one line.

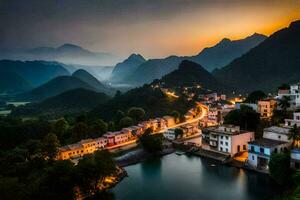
left=248, top=138, right=287, bottom=148
left=207, top=125, right=250, bottom=135
left=264, top=126, right=291, bottom=135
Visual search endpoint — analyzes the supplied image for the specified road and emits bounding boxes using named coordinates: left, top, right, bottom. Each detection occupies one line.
left=108, top=103, right=208, bottom=151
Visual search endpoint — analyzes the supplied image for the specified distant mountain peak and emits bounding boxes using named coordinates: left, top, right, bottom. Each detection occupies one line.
left=58, top=43, right=84, bottom=50
left=126, top=53, right=146, bottom=62
left=289, top=20, right=300, bottom=28
left=246, top=33, right=267, bottom=40
left=219, top=38, right=231, bottom=43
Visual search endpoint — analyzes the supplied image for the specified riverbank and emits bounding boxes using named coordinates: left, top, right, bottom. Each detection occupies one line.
left=115, top=147, right=176, bottom=167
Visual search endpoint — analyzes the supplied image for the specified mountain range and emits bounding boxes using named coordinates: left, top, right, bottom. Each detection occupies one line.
left=11, top=88, right=110, bottom=118
left=0, top=43, right=119, bottom=66
left=19, top=69, right=114, bottom=101
left=115, top=33, right=266, bottom=86
left=0, top=60, right=70, bottom=94
left=214, top=20, right=300, bottom=93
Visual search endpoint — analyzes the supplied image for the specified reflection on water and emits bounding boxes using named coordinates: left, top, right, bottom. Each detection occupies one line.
left=111, top=154, right=280, bottom=200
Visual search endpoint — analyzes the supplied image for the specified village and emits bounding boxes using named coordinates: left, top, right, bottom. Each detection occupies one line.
left=57, top=82, right=300, bottom=175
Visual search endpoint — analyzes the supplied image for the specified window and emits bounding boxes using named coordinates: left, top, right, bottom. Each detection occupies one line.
left=252, top=155, right=255, bottom=160
left=225, top=142, right=228, bottom=146
left=251, top=146, right=254, bottom=152
left=226, top=136, right=229, bottom=140
left=220, top=147, right=223, bottom=151
left=243, top=145, right=246, bottom=150
left=220, top=141, right=223, bottom=145
left=260, top=148, right=264, bottom=154
left=278, top=135, right=281, bottom=139
left=226, top=148, right=228, bottom=152
left=221, top=136, right=223, bottom=139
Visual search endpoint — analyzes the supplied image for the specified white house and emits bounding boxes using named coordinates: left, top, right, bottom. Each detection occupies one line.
left=277, top=83, right=300, bottom=108
left=263, top=126, right=291, bottom=142
left=247, top=126, right=291, bottom=171
left=248, top=139, right=290, bottom=170
left=285, top=112, right=300, bottom=127
left=207, top=125, right=255, bottom=156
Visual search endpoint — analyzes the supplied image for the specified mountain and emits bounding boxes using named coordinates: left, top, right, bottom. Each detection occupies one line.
left=72, top=69, right=114, bottom=94
left=214, top=20, right=300, bottom=93
left=189, top=33, right=267, bottom=72
left=89, top=84, right=194, bottom=121
left=154, top=60, right=226, bottom=91
left=0, top=71, right=31, bottom=94
left=70, top=64, right=114, bottom=81
left=110, top=54, right=146, bottom=82
left=126, top=56, right=183, bottom=86
left=20, top=76, right=97, bottom=101
left=122, top=34, right=266, bottom=86
left=0, top=60, right=70, bottom=94
left=11, top=88, right=111, bottom=118
left=0, top=43, right=119, bottom=66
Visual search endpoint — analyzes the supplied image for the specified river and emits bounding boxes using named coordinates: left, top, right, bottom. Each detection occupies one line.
left=111, top=153, right=280, bottom=200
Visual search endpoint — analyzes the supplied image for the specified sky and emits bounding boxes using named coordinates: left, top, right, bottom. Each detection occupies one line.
left=0, top=0, right=300, bottom=59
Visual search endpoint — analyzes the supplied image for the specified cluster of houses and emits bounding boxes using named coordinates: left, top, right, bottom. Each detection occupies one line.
left=164, top=122, right=201, bottom=141
left=202, top=115, right=299, bottom=172
left=58, top=116, right=176, bottom=160
left=247, top=111, right=300, bottom=171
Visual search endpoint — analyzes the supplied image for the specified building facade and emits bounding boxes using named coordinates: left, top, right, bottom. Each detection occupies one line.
left=285, top=112, right=300, bottom=127
left=258, top=99, right=277, bottom=118
left=247, top=126, right=291, bottom=170
left=207, top=125, right=254, bottom=156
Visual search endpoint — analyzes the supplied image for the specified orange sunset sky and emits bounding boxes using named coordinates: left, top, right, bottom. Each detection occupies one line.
left=1, top=0, right=300, bottom=59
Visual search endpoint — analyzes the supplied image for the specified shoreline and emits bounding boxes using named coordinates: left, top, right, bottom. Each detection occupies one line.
left=115, top=147, right=176, bottom=167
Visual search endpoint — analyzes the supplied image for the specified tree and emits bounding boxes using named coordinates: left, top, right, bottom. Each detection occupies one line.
left=278, top=96, right=291, bottom=113
left=25, top=139, right=42, bottom=159
left=244, top=90, right=266, bottom=103
left=224, top=105, right=260, bottom=132
left=108, top=121, right=115, bottom=132
left=53, top=118, right=69, bottom=139
left=119, top=116, right=133, bottom=128
left=278, top=83, right=290, bottom=90
left=41, top=133, right=60, bottom=160
left=91, top=119, right=108, bottom=137
left=269, top=153, right=291, bottom=185
left=75, top=150, right=116, bottom=196
left=114, top=90, right=122, bottom=98
left=128, top=107, right=145, bottom=122
left=171, top=110, right=180, bottom=123
left=37, top=160, right=75, bottom=200
left=174, top=128, right=184, bottom=139
left=72, top=122, right=89, bottom=142
left=289, top=124, right=300, bottom=148
left=139, top=128, right=163, bottom=153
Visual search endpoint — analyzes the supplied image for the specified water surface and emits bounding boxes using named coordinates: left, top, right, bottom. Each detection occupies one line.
left=112, top=154, right=279, bottom=200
